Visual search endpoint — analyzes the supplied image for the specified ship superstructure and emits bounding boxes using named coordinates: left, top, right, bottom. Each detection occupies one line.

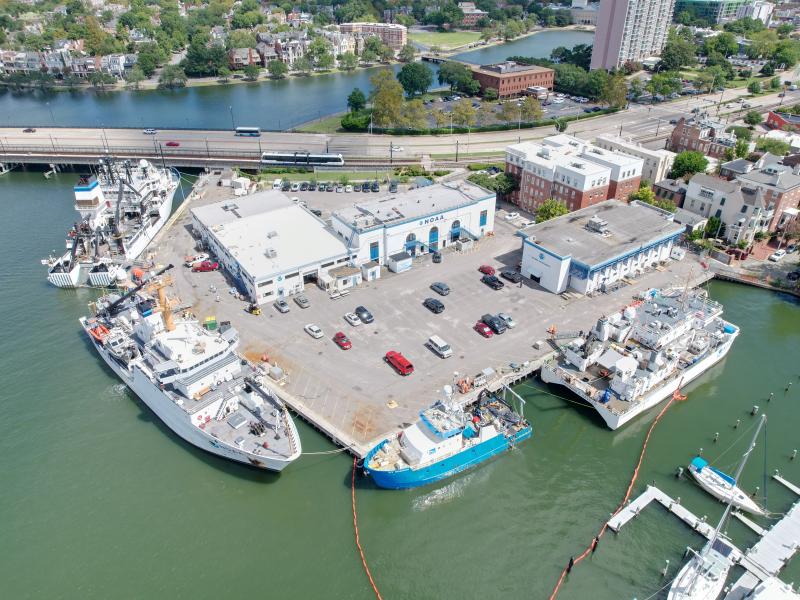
left=80, top=266, right=301, bottom=471
left=541, top=287, right=739, bottom=429
left=43, top=158, right=179, bottom=288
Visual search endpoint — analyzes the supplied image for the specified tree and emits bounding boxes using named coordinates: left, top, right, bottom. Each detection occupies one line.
left=483, top=87, right=499, bottom=101
left=400, top=99, right=427, bottom=130
left=217, top=66, right=231, bottom=83
left=124, top=65, right=145, bottom=89
left=629, top=183, right=677, bottom=212
left=228, top=30, right=257, bottom=50
left=629, top=78, right=644, bottom=101
left=734, top=138, right=750, bottom=159
left=703, top=32, right=738, bottom=58
left=397, top=62, right=433, bottom=97
left=760, top=62, right=775, bottom=76
left=498, top=101, right=521, bottom=124
left=744, top=110, right=763, bottom=126
left=770, top=76, right=782, bottom=91
left=535, top=199, right=569, bottom=223
left=601, top=73, right=628, bottom=108
left=137, top=43, right=165, bottom=77
left=338, top=52, right=358, bottom=71
left=670, top=151, right=708, bottom=178
left=361, top=49, right=378, bottom=64
left=452, top=99, right=477, bottom=127
left=267, top=60, right=288, bottom=79
left=438, top=62, right=479, bottom=95
left=756, top=138, right=790, bottom=155
left=183, top=33, right=227, bottom=76
left=158, top=64, right=187, bottom=88
left=398, top=43, right=416, bottom=63
left=704, top=216, right=726, bottom=239
left=88, top=72, right=116, bottom=89
left=243, top=64, right=260, bottom=81
left=370, top=69, right=404, bottom=127
left=347, top=87, right=366, bottom=112
left=747, top=80, right=762, bottom=95
left=519, top=96, right=543, bottom=121
left=432, top=109, right=449, bottom=129
left=659, top=31, right=697, bottom=71
left=293, top=56, right=311, bottom=75
left=554, top=118, right=568, bottom=133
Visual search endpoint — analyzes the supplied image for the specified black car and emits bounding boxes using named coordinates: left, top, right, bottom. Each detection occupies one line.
left=327, top=184, right=334, bottom=192
left=354, top=184, right=362, bottom=192
left=423, top=298, right=445, bottom=314
left=500, top=270, right=522, bottom=283
left=308, top=182, right=317, bottom=191
left=300, top=182, right=309, bottom=191
left=371, top=181, right=380, bottom=192
left=362, top=185, right=370, bottom=193
left=432, top=251, right=442, bottom=264
left=389, top=181, right=398, bottom=193
left=281, top=181, right=291, bottom=191
left=481, top=274, right=504, bottom=290
left=481, top=313, right=507, bottom=335
left=310, top=208, right=322, bottom=217
left=354, top=305, right=374, bottom=323
left=787, top=271, right=800, bottom=282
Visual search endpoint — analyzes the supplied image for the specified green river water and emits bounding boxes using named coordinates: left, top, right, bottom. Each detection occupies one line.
left=1, top=171, right=799, bottom=599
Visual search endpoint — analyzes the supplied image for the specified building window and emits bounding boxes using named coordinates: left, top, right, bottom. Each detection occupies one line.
left=479, top=210, right=487, bottom=227
left=369, top=241, right=379, bottom=260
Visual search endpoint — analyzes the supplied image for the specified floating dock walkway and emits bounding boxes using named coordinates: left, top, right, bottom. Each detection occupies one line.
left=607, top=477, right=800, bottom=598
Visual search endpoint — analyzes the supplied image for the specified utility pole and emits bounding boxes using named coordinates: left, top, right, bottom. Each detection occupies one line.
left=389, top=142, right=393, bottom=165
left=456, top=139, right=459, bottom=162
left=205, top=138, right=210, bottom=160
left=229, top=105, right=236, bottom=130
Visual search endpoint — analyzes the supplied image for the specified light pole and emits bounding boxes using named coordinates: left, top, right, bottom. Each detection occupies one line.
left=46, top=102, right=55, bottom=126
left=455, top=139, right=459, bottom=162
left=229, top=105, right=236, bottom=130
left=389, top=141, right=393, bottom=165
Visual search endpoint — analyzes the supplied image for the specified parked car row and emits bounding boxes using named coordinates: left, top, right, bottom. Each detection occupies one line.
left=276, top=179, right=387, bottom=194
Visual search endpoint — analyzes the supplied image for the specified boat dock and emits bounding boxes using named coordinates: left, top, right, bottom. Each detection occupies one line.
left=606, top=478, right=800, bottom=599
left=724, top=473, right=800, bottom=600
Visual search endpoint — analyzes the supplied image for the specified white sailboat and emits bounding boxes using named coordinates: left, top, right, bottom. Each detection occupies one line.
left=668, top=415, right=766, bottom=600
left=688, top=456, right=765, bottom=516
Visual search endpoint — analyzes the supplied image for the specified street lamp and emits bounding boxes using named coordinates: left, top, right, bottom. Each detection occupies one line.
left=229, top=105, right=236, bottom=130
left=46, top=102, right=55, bottom=126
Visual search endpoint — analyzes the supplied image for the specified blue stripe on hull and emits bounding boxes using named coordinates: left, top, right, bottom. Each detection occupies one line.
left=364, top=426, right=532, bottom=490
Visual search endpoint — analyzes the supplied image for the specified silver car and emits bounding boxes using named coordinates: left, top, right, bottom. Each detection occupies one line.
left=344, top=312, right=361, bottom=326
left=274, top=299, right=290, bottom=313
left=497, top=312, right=516, bottom=328
left=294, top=294, right=310, bottom=308
left=430, top=282, right=450, bottom=296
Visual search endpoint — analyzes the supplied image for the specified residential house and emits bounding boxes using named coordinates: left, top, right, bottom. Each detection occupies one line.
left=228, top=48, right=260, bottom=69
left=737, top=162, right=800, bottom=231
left=766, top=111, right=800, bottom=132
left=209, top=26, right=227, bottom=48
left=129, top=29, right=153, bottom=44
left=668, top=117, right=740, bottom=160
left=101, top=54, right=137, bottom=77
left=338, top=23, right=408, bottom=53
left=653, top=178, right=688, bottom=207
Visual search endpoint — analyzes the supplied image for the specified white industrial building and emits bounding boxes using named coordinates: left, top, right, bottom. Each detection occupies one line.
left=191, top=191, right=353, bottom=305
left=519, top=200, right=684, bottom=294
left=330, top=181, right=496, bottom=265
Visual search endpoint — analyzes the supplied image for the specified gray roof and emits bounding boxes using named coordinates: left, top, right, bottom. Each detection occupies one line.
left=720, top=158, right=753, bottom=174
left=690, top=173, right=740, bottom=193
left=521, top=200, right=683, bottom=268
left=673, top=208, right=707, bottom=226
left=333, top=181, right=493, bottom=232
left=737, top=164, right=800, bottom=191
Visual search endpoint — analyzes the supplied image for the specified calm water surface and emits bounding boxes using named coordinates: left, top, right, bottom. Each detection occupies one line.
left=1, top=171, right=798, bottom=599
left=0, top=31, right=592, bottom=132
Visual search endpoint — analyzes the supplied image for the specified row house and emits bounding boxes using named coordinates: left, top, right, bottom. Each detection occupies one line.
left=505, top=134, right=643, bottom=213
left=321, top=30, right=357, bottom=57
left=668, top=117, right=740, bottom=159
left=256, top=32, right=309, bottom=66
left=100, top=54, right=137, bottom=77
left=287, top=11, right=312, bottom=26
left=338, top=23, right=408, bottom=53
left=228, top=48, right=261, bottom=69
left=682, top=174, right=771, bottom=245
left=0, top=51, right=42, bottom=75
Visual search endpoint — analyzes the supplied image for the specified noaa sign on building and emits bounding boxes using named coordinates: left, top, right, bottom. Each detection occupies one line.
left=418, top=214, right=444, bottom=226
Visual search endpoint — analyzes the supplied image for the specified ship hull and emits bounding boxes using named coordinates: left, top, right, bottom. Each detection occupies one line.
left=121, top=173, right=178, bottom=262
left=82, top=323, right=299, bottom=472
left=541, top=331, right=738, bottom=430
left=364, top=426, right=532, bottom=490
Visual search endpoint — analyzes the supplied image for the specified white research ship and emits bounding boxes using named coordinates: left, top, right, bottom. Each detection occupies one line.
left=540, top=287, right=739, bottom=429
left=79, top=265, right=301, bottom=471
left=43, top=158, right=179, bottom=288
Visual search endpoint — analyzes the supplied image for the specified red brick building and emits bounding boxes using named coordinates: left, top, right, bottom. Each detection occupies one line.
left=766, top=111, right=800, bottom=132
left=470, top=61, right=555, bottom=98
left=667, top=117, right=739, bottom=160
left=505, top=134, right=643, bottom=213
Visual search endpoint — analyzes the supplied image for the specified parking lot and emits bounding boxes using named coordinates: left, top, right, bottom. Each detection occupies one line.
left=154, top=175, right=712, bottom=455
left=426, top=93, right=602, bottom=124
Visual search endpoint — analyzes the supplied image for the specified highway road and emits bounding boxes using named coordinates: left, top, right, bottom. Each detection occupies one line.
left=1, top=86, right=798, bottom=164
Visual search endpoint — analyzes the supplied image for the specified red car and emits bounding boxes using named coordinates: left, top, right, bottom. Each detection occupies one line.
left=385, top=350, right=414, bottom=376
left=474, top=321, right=493, bottom=338
left=333, top=331, right=352, bottom=350
left=165, top=141, right=180, bottom=147
left=478, top=264, right=495, bottom=276
left=192, top=260, right=219, bottom=272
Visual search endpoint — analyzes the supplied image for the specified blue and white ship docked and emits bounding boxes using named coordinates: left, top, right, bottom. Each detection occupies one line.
left=363, top=392, right=531, bottom=490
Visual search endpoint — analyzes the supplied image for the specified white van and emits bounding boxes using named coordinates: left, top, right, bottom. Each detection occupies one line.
left=427, top=335, right=452, bottom=359
left=272, top=178, right=282, bottom=190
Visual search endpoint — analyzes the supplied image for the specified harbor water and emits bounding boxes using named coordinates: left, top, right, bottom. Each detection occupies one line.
left=1, top=170, right=798, bottom=599
left=0, top=30, right=593, bottom=132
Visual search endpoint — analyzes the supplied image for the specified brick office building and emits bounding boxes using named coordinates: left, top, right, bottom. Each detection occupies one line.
left=470, top=61, right=555, bottom=98
left=765, top=111, right=800, bottom=132
left=505, top=134, right=643, bottom=213
left=667, top=117, right=740, bottom=159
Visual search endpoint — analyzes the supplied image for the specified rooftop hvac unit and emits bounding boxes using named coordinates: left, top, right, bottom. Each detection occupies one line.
left=264, top=247, right=277, bottom=258
left=267, top=230, right=278, bottom=238
left=586, top=214, right=610, bottom=236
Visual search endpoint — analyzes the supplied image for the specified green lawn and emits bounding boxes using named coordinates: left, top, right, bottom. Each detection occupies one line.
left=295, top=114, right=345, bottom=134
left=409, top=31, right=482, bottom=50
